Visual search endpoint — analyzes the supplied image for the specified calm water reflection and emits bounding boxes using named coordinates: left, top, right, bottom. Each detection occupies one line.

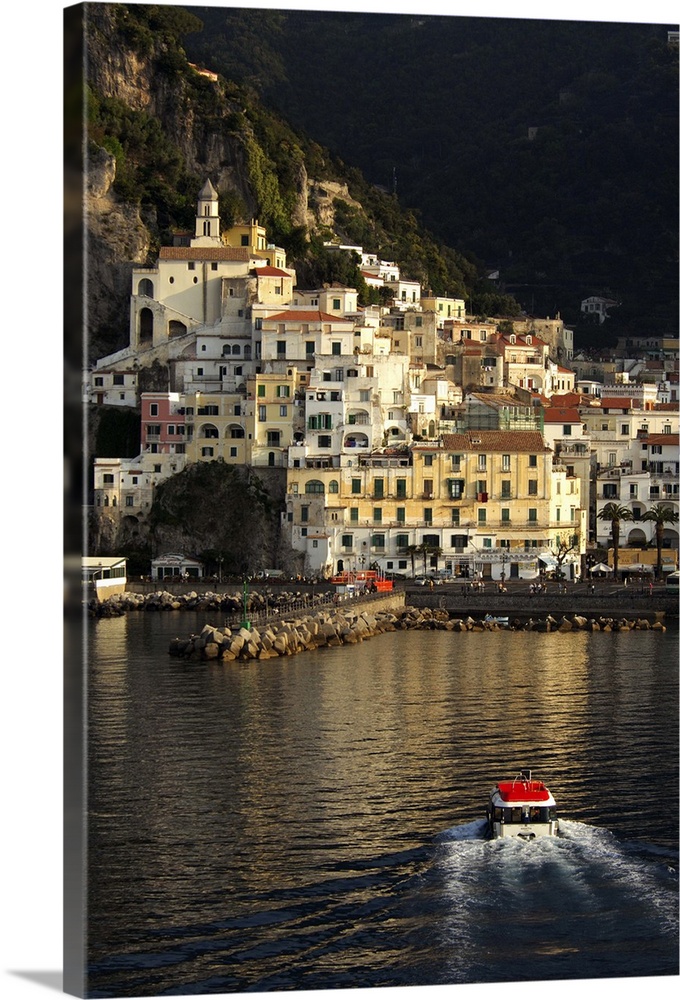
left=86, top=614, right=678, bottom=996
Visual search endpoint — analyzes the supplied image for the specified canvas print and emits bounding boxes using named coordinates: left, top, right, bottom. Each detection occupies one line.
left=65, top=1, right=679, bottom=997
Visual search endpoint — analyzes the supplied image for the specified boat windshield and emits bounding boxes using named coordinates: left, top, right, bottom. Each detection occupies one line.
left=492, top=806, right=556, bottom=823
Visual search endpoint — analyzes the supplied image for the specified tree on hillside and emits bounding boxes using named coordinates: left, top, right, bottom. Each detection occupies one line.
left=597, top=503, right=634, bottom=579
left=640, top=504, right=679, bottom=580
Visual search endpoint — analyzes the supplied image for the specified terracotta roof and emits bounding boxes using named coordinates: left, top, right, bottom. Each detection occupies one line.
left=549, top=392, right=585, bottom=406
left=441, top=430, right=549, bottom=453
left=263, top=310, right=353, bottom=324
left=253, top=266, right=291, bottom=277
left=644, top=433, right=679, bottom=446
left=544, top=407, right=581, bottom=423
left=557, top=365, right=574, bottom=373
left=497, top=333, right=549, bottom=349
left=159, top=246, right=252, bottom=261
left=600, top=397, right=633, bottom=409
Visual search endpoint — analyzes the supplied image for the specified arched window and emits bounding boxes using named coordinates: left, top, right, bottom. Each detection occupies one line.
left=329, top=480, right=339, bottom=493
left=138, top=278, right=154, bottom=297
left=203, top=221, right=210, bottom=235
left=305, top=480, right=325, bottom=494
left=200, top=423, right=219, bottom=439
left=244, top=344, right=252, bottom=359
left=222, top=344, right=231, bottom=356
left=232, top=344, right=241, bottom=355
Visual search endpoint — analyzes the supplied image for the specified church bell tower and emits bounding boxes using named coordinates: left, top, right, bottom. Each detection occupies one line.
left=193, top=178, right=221, bottom=244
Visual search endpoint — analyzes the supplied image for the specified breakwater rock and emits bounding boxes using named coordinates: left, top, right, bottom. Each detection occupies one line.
left=89, top=588, right=336, bottom=618
left=168, top=606, right=666, bottom=662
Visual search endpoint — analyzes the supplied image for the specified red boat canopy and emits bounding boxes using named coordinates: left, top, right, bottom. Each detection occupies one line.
left=495, top=780, right=551, bottom=802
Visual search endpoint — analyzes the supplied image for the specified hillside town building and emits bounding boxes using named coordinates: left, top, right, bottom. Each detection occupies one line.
left=89, top=181, right=679, bottom=577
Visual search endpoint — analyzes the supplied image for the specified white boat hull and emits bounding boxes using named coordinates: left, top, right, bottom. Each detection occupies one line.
left=489, top=819, right=559, bottom=840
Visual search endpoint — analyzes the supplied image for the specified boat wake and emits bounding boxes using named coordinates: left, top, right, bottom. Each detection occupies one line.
left=428, top=818, right=678, bottom=983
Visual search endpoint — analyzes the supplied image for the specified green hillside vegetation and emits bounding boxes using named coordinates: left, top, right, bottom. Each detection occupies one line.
left=148, top=461, right=279, bottom=575
left=86, top=3, right=516, bottom=311
left=184, top=7, right=678, bottom=334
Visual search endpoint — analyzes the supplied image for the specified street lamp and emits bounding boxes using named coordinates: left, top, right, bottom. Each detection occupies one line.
left=500, top=550, right=508, bottom=583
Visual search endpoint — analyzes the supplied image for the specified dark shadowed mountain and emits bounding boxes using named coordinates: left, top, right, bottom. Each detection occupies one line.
left=182, top=6, right=679, bottom=334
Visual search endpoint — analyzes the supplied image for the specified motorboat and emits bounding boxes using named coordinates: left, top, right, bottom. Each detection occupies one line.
left=486, top=769, right=559, bottom=840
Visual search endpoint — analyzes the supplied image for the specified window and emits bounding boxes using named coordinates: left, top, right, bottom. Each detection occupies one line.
left=449, top=479, right=464, bottom=499
left=113, top=374, right=124, bottom=386
left=502, top=454, right=511, bottom=471
left=423, top=479, right=433, bottom=497
left=257, top=384, right=265, bottom=397
left=306, top=341, right=315, bottom=356
left=451, top=454, right=461, bottom=471
left=396, top=533, right=409, bottom=549
left=451, top=509, right=460, bottom=526
left=201, top=447, right=214, bottom=457
left=230, top=447, right=237, bottom=457
left=125, top=496, right=134, bottom=507
left=266, top=431, right=281, bottom=447
left=103, top=474, right=114, bottom=485
left=329, top=480, right=339, bottom=493
left=372, top=533, right=385, bottom=549
left=397, top=508, right=406, bottom=524
left=258, top=405, right=266, bottom=421
left=424, top=454, right=433, bottom=467
left=149, top=403, right=158, bottom=416
left=332, top=342, right=341, bottom=356
left=529, top=455, right=537, bottom=468
left=528, top=508, right=537, bottom=523
left=318, top=436, right=331, bottom=448
left=301, top=507, right=309, bottom=522
left=350, top=508, right=358, bottom=523
left=146, top=424, right=161, bottom=436
left=374, top=478, right=384, bottom=499
left=342, top=534, right=353, bottom=548
left=664, top=424, right=672, bottom=434
left=277, top=341, right=286, bottom=357
left=351, top=478, right=362, bottom=495
left=528, top=480, right=538, bottom=495
left=478, top=454, right=487, bottom=471
left=424, top=507, right=433, bottom=525
left=373, top=508, right=382, bottom=523
left=478, top=509, right=487, bottom=524
left=333, top=298, right=341, bottom=310
left=396, top=479, right=407, bottom=498
left=501, top=508, right=511, bottom=523
left=94, top=377, right=103, bottom=386
left=603, top=484, right=618, bottom=498
left=563, top=424, right=572, bottom=435
left=501, top=480, right=511, bottom=498
left=276, top=384, right=290, bottom=398
left=621, top=424, right=630, bottom=436
left=280, top=405, right=288, bottom=417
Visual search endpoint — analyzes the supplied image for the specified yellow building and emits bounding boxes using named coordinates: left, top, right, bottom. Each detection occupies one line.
left=283, top=430, right=585, bottom=579
left=184, top=391, right=248, bottom=465
left=247, top=373, right=297, bottom=467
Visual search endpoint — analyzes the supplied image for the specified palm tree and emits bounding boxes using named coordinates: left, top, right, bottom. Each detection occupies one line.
left=641, top=504, right=679, bottom=580
left=597, top=503, right=633, bottom=579
left=405, top=544, right=419, bottom=579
